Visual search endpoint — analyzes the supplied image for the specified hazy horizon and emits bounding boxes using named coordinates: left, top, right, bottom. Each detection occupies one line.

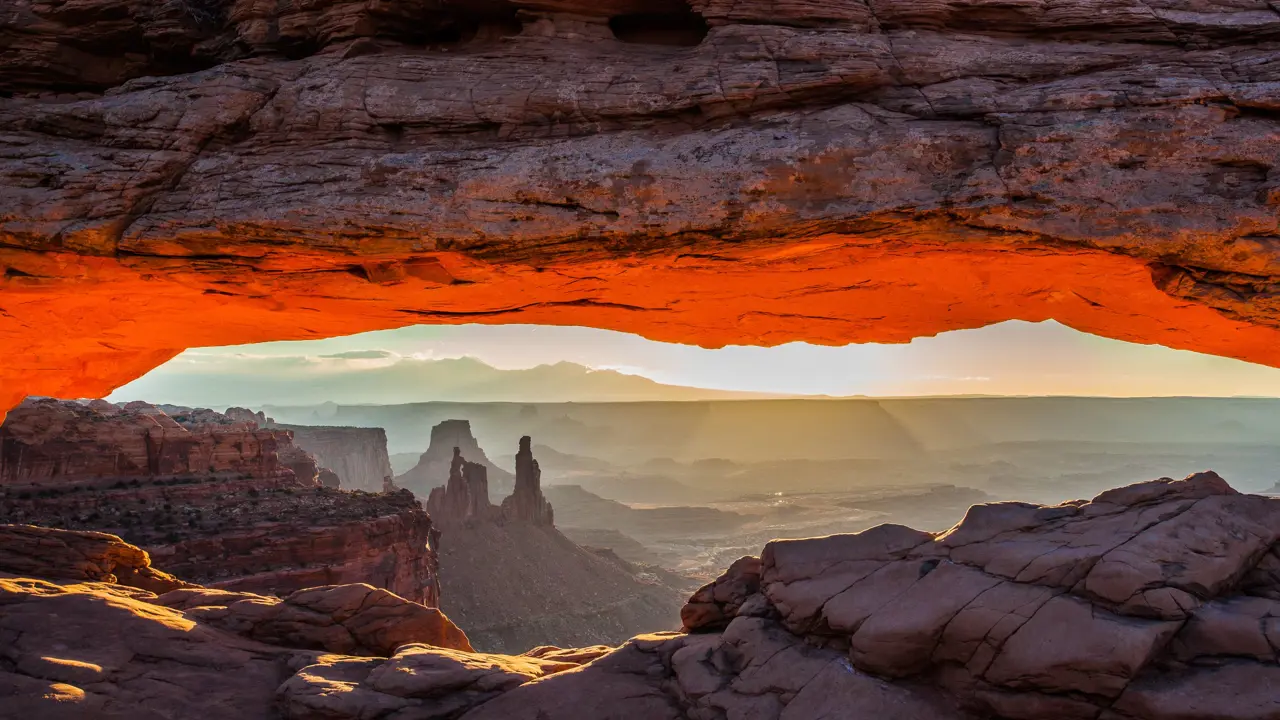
left=106, top=319, right=1280, bottom=407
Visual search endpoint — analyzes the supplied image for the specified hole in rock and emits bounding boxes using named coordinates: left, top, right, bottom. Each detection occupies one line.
left=609, top=7, right=709, bottom=47
left=373, top=1, right=524, bottom=50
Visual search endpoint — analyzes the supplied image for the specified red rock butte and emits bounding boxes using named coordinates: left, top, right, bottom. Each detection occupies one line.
left=2, top=0, right=1280, bottom=415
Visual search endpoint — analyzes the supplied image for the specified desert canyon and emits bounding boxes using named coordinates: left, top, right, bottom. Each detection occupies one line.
left=4, top=0, right=1280, bottom=717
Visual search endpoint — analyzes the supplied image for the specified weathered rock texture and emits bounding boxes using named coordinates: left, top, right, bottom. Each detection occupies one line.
left=154, top=583, right=472, bottom=655
left=427, top=447, right=500, bottom=525
left=275, top=423, right=395, bottom=493
left=5, top=473, right=1280, bottom=719
left=676, top=471, right=1280, bottom=720
left=0, top=400, right=442, bottom=605
left=4, top=0, right=1280, bottom=418
left=501, top=435, right=554, bottom=526
left=0, top=398, right=303, bottom=488
left=0, top=524, right=191, bottom=594
left=400, top=420, right=514, bottom=500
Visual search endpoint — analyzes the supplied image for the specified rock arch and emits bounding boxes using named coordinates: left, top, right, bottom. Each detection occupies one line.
left=2, top=0, right=1279, bottom=416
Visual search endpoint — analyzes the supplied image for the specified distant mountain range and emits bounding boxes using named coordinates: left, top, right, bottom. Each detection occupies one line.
left=113, top=355, right=784, bottom=406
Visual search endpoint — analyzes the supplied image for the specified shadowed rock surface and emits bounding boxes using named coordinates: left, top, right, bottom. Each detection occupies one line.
left=501, top=436, right=554, bottom=526
left=0, top=400, right=443, bottom=605
left=4, top=0, right=1280, bottom=415
left=3, top=472, right=1280, bottom=718
left=426, top=439, right=686, bottom=652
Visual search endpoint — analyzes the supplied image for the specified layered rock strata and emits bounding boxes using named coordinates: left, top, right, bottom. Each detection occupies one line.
left=0, top=523, right=191, bottom=594
left=0, top=398, right=304, bottom=488
left=399, top=420, right=514, bottom=500
left=5, top=0, right=1280, bottom=415
left=275, top=423, right=395, bottom=493
left=7, top=473, right=1279, bottom=719
left=0, top=400, right=442, bottom=605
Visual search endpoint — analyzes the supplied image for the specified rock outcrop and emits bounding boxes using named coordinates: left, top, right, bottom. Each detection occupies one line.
left=155, top=584, right=472, bottom=656
left=4, top=473, right=1280, bottom=719
left=675, top=471, right=1280, bottom=720
left=0, top=400, right=442, bottom=605
left=399, top=420, right=514, bottom=500
left=5, top=0, right=1280, bottom=415
left=501, top=436, right=554, bottom=526
left=427, top=447, right=500, bottom=526
left=426, top=438, right=686, bottom=653
left=0, top=398, right=304, bottom=488
left=0, top=524, right=191, bottom=594
left=275, top=424, right=395, bottom=493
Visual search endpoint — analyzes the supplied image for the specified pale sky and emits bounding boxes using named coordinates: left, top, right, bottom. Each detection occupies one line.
left=106, top=320, right=1280, bottom=406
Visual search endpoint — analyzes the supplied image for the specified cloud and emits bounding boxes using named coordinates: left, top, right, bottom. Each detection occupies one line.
left=319, top=350, right=398, bottom=360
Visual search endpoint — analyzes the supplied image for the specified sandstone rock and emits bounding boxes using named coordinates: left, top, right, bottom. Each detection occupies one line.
left=427, top=447, right=500, bottom=526
left=400, top=420, right=514, bottom=500
left=154, top=583, right=472, bottom=655
left=6, top=2, right=1280, bottom=410
left=0, top=576, right=303, bottom=720
left=681, top=555, right=762, bottom=632
left=0, top=401, right=443, bottom=606
left=0, top=524, right=190, bottom=594
left=276, top=424, right=395, bottom=493
left=6, top=473, right=1280, bottom=720
left=0, top=398, right=300, bottom=488
left=434, top=517, right=684, bottom=654
left=280, top=642, right=596, bottom=720
left=500, top=435, right=554, bottom=526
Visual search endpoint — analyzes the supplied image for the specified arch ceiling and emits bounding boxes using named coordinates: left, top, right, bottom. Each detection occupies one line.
left=1, top=0, right=1279, bottom=416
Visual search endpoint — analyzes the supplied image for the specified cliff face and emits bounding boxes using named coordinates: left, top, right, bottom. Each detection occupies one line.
left=398, top=420, right=514, bottom=500
left=0, top=398, right=304, bottom=488
left=0, top=400, right=442, bottom=606
left=277, top=424, right=395, bottom=492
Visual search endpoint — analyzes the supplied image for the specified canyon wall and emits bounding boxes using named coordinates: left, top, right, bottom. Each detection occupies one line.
left=277, top=423, right=395, bottom=492
left=3, top=0, right=1280, bottom=413
left=0, top=398, right=303, bottom=488
left=0, top=400, right=441, bottom=605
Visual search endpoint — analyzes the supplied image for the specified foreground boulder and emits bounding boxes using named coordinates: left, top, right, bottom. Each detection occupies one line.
left=0, top=524, right=191, bottom=594
left=683, top=471, right=1280, bottom=719
left=4, top=473, right=1280, bottom=720
left=155, top=583, right=472, bottom=656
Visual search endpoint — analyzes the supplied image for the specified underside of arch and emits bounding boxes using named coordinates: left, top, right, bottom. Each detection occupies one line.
left=2, top=0, right=1279, bottom=417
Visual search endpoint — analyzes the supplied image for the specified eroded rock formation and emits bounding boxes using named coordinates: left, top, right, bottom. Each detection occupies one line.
left=0, top=524, right=191, bottom=594
left=0, top=400, right=442, bottom=605
left=276, top=423, right=395, bottom=493
left=5, top=473, right=1280, bottom=719
left=501, top=435, right=554, bottom=526
left=0, top=398, right=303, bottom=488
left=155, top=583, right=472, bottom=656
left=400, top=420, right=515, bottom=500
left=426, top=438, right=685, bottom=652
left=427, top=447, right=500, bottom=525
left=3, top=0, right=1280, bottom=416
